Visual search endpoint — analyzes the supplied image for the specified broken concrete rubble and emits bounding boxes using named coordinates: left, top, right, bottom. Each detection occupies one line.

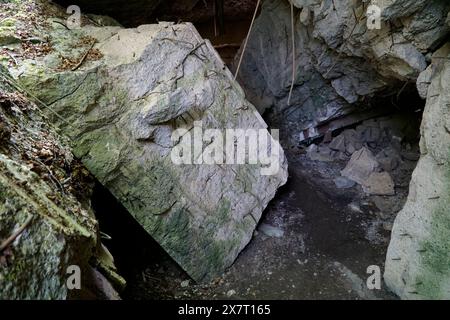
left=8, top=21, right=288, bottom=282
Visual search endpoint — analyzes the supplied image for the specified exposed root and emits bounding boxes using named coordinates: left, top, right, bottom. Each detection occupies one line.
left=234, top=0, right=261, bottom=80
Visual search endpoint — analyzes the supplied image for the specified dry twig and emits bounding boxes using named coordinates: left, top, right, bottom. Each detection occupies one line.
left=0, top=216, right=33, bottom=252
left=71, top=41, right=96, bottom=71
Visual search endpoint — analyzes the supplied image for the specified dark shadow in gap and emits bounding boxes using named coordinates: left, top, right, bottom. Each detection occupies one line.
left=91, top=182, right=188, bottom=299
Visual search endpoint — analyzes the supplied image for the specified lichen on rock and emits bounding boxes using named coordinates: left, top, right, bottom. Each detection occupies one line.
left=236, top=0, right=450, bottom=143
left=3, top=4, right=288, bottom=283
left=0, top=64, right=120, bottom=299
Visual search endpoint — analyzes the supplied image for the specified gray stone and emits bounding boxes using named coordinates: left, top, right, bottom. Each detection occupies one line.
left=348, top=202, right=363, bottom=214
left=372, top=196, right=402, bottom=215
left=329, top=134, right=346, bottom=152
left=61, top=0, right=162, bottom=27
left=0, top=153, right=98, bottom=299
left=226, top=289, right=237, bottom=297
left=341, top=148, right=379, bottom=185
left=417, top=66, right=433, bottom=99
left=87, top=267, right=121, bottom=300
left=361, top=126, right=381, bottom=144
left=376, top=148, right=401, bottom=172
left=377, top=156, right=399, bottom=172
left=337, top=152, right=350, bottom=161
left=258, top=223, right=284, bottom=238
left=290, top=0, right=321, bottom=8
left=362, top=172, right=396, bottom=196
left=10, top=22, right=288, bottom=283
left=342, top=129, right=363, bottom=155
left=334, top=177, right=356, bottom=189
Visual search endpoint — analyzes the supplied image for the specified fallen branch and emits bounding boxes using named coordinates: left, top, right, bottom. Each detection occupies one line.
left=51, top=20, right=70, bottom=31
left=71, top=41, right=96, bottom=71
left=0, top=216, right=33, bottom=252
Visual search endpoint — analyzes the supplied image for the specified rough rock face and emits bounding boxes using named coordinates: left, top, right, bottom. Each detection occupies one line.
left=0, top=154, right=95, bottom=299
left=236, top=0, right=450, bottom=299
left=385, top=44, right=450, bottom=300
left=9, top=20, right=287, bottom=282
left=236, top=0, right=450, bottom=143
left=0, top=66, right=108, bottom=299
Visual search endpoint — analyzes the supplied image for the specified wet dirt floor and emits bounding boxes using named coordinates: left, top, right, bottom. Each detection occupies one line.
left=95, top=148, right=400, bottom=300
left=195, top=155, right=398, bottom=300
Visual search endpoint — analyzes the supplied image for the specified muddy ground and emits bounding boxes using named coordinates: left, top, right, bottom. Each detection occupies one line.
left=94, top=144, right=411, bottom=300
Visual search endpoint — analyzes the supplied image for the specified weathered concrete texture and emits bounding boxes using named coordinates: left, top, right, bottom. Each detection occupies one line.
left=12, top=22, right=288, bottom=282
left=236, top=0, right=450, bottom=143
left=385, top=44, right=450, bottom=300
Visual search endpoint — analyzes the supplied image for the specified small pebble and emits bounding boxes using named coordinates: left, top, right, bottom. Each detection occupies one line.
left=181, top=280, right=190, bottom=288
left=226, top=289, right=236, bottom=297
